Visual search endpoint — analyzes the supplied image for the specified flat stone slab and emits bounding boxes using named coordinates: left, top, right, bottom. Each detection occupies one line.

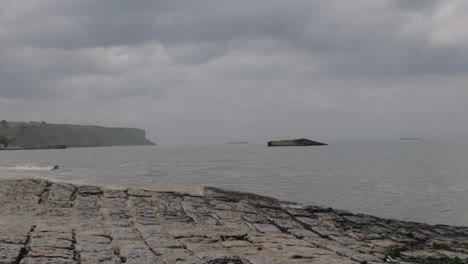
left=0, top=179, right=467, bottom=263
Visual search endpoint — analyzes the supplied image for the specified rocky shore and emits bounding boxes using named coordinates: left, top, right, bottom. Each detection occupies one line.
left=0, top=179, right=467, bottom=264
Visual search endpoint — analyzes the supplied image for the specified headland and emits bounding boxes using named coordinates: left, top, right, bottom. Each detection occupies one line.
left=0, top=178, right=466, bottom=263
left=0, top=121, right=154, bottom=148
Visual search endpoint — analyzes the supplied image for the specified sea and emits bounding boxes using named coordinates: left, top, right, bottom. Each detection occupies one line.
left=0, top=140, right=467, bottom=226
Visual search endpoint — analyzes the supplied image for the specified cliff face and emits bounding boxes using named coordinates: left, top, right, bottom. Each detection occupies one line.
left=0, top=121, right=154, bottom=147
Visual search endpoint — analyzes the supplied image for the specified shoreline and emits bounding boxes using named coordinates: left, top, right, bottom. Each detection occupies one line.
left=1, top=172, right=464, bottom=227
left=0, top=178, right=466, bottom=263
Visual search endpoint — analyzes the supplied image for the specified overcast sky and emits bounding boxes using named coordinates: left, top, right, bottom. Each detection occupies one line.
left=1, top=0, right=468, bottom=144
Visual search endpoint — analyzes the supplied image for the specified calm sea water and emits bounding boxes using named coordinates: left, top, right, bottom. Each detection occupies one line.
left=0, top=140, right=467, bottom=226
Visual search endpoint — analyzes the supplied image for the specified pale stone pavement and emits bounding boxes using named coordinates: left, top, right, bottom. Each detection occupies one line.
left=0, top=179, right=467, bottom=264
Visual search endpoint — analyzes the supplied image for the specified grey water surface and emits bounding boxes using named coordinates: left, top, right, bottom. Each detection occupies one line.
left=0, top=140, right=467, bottom=226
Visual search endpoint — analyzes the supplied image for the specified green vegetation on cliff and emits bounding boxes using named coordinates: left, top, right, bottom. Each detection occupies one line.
left=0, top=121, right=155, bottom=147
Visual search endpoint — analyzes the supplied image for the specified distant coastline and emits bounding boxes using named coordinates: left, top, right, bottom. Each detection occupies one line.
left=0, top=120, right=154, bottom=148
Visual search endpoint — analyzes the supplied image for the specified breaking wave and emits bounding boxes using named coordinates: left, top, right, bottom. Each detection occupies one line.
left=0, top=165, right=56, bottom=171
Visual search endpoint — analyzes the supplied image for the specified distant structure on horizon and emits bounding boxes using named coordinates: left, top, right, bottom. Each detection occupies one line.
left=268, top=138, right=327, bottom=147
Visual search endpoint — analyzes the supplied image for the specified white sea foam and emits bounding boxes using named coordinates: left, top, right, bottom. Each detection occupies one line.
left=0, top=165, right=55, bottom=171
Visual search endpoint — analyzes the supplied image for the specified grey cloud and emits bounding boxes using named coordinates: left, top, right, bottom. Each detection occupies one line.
left=392, top=0, right=441, bottom=11
left=167, top=43, right=228, bottom=65
left=4, top=1, right=467, bottom=76
left=1, top=0, right=468, bottom=143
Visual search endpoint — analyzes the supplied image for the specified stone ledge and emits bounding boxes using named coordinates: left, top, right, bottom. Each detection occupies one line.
left=0, top=178, right=466, bottom=264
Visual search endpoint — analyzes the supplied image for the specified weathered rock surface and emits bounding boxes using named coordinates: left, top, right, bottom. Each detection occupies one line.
left=0, top=179, right=466, bottom=263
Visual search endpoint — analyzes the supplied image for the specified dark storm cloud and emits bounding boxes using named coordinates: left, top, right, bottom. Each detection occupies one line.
left=3, top=1, right=467, bottom=74
left=1, top=0, right=468, bottom=142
